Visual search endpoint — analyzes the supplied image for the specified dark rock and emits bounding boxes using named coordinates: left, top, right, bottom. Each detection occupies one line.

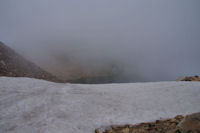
left=177, top=112, right=200, bottom=133
left=0, top=41, right=64, bottom=82
left=177, top=76, right=200, bottom=81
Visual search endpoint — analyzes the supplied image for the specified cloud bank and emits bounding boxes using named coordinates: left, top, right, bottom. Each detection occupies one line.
left=0, top=0, right=200, bottom=82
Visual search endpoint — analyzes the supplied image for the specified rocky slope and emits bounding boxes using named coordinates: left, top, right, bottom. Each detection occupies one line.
left=0, top=42, right=63, bottom=82
left=96, top=113, right=200, bottom=133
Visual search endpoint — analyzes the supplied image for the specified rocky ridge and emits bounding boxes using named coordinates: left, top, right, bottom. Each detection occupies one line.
left=0, top=42, right=63, bottom=82
left=177, top=76, right=200, bottom=82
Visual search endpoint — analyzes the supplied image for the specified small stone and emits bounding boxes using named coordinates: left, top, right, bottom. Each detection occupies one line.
left=164, top=121, right=171, bottom=126
left=156, top=120, right=161, bottom=123
left=121, top=127, right=129, bottom=133
left=105, top=130, right=112, bottom=133
left=95, top=129, right=101, bottom=133
left=175, top=115, right=184, bottom=120
left=171, top=123, right=177, bottom=128
left=171, top=118, right=177, bottom=122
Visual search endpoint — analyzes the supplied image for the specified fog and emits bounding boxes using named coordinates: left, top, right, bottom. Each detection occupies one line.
left=0, top=0, right=200, bottom=82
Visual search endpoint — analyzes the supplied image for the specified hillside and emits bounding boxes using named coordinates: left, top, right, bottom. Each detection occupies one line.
left=0, top=42, right=63, bottom=82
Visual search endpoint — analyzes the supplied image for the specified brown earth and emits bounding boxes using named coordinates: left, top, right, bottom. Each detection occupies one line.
left=0, top=41, right=64, bottom=82
left=95, top=112, right=200, bottom=133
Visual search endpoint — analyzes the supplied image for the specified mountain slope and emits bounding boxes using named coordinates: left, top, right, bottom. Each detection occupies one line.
left=0, top=42, right=62, bottom=82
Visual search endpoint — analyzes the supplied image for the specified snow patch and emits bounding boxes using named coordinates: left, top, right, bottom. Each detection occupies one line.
left=0, top=77, right=200, bottom=133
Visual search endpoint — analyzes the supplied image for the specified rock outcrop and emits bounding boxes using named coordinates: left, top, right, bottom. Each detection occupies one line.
left=177, top=112, right=200, bottom=133
left=177, top=76, right=200, bottom=81
left=96, top=112, right=200, bottom=133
